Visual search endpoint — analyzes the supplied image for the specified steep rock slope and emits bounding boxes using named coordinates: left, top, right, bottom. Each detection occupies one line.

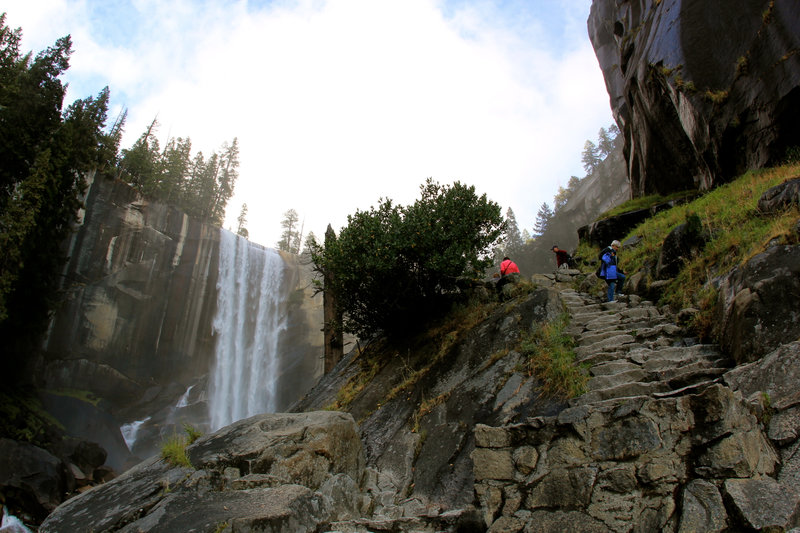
left=589, top=0, right=800, bottom=196
left=292, top=287, right=568, bottom=515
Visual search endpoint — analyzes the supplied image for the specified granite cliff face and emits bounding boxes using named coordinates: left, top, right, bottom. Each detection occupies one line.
left=36, top=172, right=323, bottom=467
left=42, top=171, right=220, bottom=406
left=589, top=0, right=800, bottom=197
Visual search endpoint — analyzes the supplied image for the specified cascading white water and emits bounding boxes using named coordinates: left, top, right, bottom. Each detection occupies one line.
left=209, top=230, right=287, bottom=431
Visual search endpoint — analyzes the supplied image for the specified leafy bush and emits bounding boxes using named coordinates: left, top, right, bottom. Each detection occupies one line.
left=311, top=179, right=503, bottom=339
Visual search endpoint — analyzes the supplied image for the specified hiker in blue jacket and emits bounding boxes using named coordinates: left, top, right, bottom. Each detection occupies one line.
left=599, top=240, right=625, bottom=302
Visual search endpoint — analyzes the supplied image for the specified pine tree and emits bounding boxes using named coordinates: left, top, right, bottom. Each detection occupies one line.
left=581, top=140, right=600, bottom=175
left=503, top=207, right=523, bottom=259
left=597, top=127, right=614, bottom=158
left=0, top=16, right=112, bottom=380
left=279, top=209, right=300, bottom=253
left=236, top=203, right=249, bottom=238
left=160, top=136, right=192, bottom=205
left=533, top=202, right=553, bottom=237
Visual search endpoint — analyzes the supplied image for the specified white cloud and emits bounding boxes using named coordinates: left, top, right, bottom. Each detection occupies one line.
left=3, top=0, right=612, bottom=248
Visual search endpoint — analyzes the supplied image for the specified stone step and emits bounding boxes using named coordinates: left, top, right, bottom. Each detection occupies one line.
left=583, top=315, right=623, bottom=332
left=635, top=345, right=723, bottom=368
left=570, top=310, right=613, bottom=323
left=587, top=369, right=649, bottom=391
left=579, top=329, right=637, bottom=347
left=652, top=378, right=722, bottom=399
left=590, top=360, right=642, bottom=377
left=577, top=350, right=629, bottom=367
left=572, top=381, right=672, bottom=406
left=563, top=290, right=730, bottom=407
left=619, top=307, right=661, bottom=321
left=574, top=334, right=637, bottom=360
left=577, top=320, right=673, bottom=343
left=630, top=323, right=682, bottom=340
left=658, top=360, right=730, bottom=389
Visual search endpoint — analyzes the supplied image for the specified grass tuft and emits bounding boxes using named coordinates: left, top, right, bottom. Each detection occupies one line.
left=520, top=313, right=587, bottom=399
left=160, top=424, right=202, bottom=468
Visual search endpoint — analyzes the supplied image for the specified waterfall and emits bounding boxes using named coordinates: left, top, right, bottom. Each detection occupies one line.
left=209, top=230, right=287, bottom=431
left=120, top=417, right=150, bottom=450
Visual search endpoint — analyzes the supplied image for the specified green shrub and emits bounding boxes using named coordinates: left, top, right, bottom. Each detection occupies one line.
left=310, top=179, right=503, bottom=339
left=785, top=146, right=800, bottom=164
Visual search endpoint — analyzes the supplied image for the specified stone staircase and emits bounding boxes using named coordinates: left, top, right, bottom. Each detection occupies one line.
left=558, top=288, right=732, bottom=406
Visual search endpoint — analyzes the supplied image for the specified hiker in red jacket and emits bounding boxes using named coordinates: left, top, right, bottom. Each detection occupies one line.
left=552, top=245, right=571, bottom=269
left=496, top=257, right=520, bottom=299
left=499, top=257, right=520, bottom=276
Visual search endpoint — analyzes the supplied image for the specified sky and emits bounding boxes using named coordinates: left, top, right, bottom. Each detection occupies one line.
left=3, top=0, right=613, bottom=249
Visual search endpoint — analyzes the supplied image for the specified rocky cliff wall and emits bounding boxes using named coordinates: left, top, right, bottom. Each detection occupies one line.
left=589, top=0, right=800, bottom=197
left=37, top=173, right=324, bottom=452
left=40, top=172, right=221, bottom=406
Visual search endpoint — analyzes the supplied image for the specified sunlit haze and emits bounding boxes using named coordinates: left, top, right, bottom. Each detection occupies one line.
left=4, top=0, right=613, bottom=248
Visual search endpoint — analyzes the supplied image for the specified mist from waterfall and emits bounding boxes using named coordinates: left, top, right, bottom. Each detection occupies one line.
left=209, top=230, right=287, bottom=431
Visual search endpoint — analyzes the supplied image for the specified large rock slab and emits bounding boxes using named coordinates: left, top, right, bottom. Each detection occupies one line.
left=40, top=412, right=365, bottom=533
left=293, top=288, right=568, bottom=516
left=678, top=479, right=728, bottom=533
left=715, top=245, right=800, bottom=364
left=723, top=477, right=800, bottom=531
left=589, top=0, right=800, bottom=197
left=0, top=439, right=66, bottom=522
left=187, top=411, right=364, bottom=490
left=117, top=484, right=324, bottom=533
left=758, top=176, right=800, bottom=214
left=724, top=341, right=800, bottom=404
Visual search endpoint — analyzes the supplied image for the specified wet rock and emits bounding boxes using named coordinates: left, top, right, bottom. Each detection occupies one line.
left=0, top=439, right=66, bottom=522
left=187, top=411, right=364, bottom=490
left=588, top=0, right=800, bottom=197
left=40, top=412, right=366, bottom=533
left=716, top=246, right=800, bottom=364
left=759, top=176, right=800, bottom=214
left=655, top=217, right=708, bottom=279
left=724, top=340, right=800, bottom=404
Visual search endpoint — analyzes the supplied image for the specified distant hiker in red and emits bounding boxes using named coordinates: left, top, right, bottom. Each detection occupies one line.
left=552, top=245, right=570, bottom=269
left=500, top=257, right=520, bottom=276
left=495, top=257, right=520, bottom=300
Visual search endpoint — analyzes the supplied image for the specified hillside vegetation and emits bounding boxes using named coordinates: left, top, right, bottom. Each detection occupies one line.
left=578, top=162, right=800, bottom=338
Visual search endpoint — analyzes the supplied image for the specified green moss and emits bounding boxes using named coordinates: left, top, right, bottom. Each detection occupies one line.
left=704, top=89, right=729, bottom=104
left=46, top=388, right=102, bottom=406
left=735, top=55, right=749, bottom=77
left=596, top=190, right=697, bottom=220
